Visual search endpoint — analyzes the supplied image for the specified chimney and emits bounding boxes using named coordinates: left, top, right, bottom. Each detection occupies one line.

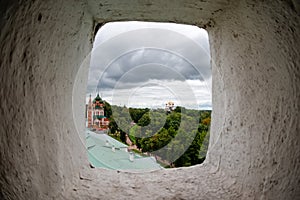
left=129, top=152, right=134, bottom=162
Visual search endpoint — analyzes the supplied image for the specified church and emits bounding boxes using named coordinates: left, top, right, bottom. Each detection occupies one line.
left=87, top=94, right=109, bottom=131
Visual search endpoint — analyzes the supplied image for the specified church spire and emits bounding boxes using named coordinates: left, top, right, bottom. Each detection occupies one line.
left=88, top=94, right=92, bottom=108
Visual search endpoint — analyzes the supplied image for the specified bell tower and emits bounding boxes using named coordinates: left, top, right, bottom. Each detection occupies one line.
left=87, top=94, right=93, bottom=128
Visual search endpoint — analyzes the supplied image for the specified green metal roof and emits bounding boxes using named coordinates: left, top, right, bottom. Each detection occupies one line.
left=85, top=129, right=163, bottom=172
left=93, top=93, right=103, bottom=103
left=86, top=129, right=127, bottom=149
left=93, top=115, right=106, bottom=120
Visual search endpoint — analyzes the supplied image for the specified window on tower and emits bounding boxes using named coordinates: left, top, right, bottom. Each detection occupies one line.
left=84, top=21, right=211, bottom=171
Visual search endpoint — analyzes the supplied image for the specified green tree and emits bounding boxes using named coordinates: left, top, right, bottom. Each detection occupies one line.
left=137, top=112, right=151, bottom=127
left=129, top=108, right=149, bottom=123
left=104, top=101, right=112, bottom=118
left=106, top=104, right=211, bottom=168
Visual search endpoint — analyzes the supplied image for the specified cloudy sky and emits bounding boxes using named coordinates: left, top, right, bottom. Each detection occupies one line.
left=86, top=21, right=212, bottom=110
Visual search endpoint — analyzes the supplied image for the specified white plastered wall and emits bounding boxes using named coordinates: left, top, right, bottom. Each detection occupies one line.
left=0, top=0, right=299, bottom=199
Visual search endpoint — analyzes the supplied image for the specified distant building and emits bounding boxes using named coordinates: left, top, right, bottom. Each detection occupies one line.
left=87, top=94, right=109, bottom=131
left=165, top=101, right=175, bottom=114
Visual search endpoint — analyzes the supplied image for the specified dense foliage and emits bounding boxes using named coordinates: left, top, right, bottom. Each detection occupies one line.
left=106, top=103, right=211, bottom=167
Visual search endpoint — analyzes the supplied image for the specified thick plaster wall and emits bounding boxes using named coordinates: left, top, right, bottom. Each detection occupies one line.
left=0, top=0, right=299, bottom=199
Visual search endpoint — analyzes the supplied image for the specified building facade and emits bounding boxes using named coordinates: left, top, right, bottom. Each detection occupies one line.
left=87, top=94, right=109, bottom=131
left=165, top=101, right=175, bottom=114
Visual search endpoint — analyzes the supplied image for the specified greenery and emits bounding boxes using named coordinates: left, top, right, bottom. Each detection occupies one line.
left=106, top=102, right=211, bottom=168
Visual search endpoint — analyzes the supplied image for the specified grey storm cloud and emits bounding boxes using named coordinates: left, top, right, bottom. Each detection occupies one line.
left=86, top=21, right=212, bottom=109
left=93, top=48, right=210, bottom=90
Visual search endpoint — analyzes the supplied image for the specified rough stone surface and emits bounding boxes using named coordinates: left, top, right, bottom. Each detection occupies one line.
left=0, top=0, right=299, bottom=199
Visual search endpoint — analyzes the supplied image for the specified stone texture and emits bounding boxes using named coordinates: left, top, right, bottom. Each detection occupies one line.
left=0, top=0, right=299, bottom=199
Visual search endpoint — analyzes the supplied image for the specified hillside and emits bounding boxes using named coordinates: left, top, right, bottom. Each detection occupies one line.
left=106, top=104, right=211, bottom=167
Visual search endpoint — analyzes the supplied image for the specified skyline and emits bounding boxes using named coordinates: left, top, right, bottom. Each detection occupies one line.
left=86, top=21, right=212, bottom=110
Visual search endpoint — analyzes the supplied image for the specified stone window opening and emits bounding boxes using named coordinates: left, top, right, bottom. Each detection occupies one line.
left=83, top=21, right=212, bottom=172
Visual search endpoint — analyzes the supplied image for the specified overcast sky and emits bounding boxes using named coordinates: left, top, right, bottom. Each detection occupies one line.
left=86, top=21, right=212, bottom=110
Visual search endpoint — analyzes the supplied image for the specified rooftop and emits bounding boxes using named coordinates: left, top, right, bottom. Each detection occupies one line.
left=85, top=129, right=163, bottom=172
